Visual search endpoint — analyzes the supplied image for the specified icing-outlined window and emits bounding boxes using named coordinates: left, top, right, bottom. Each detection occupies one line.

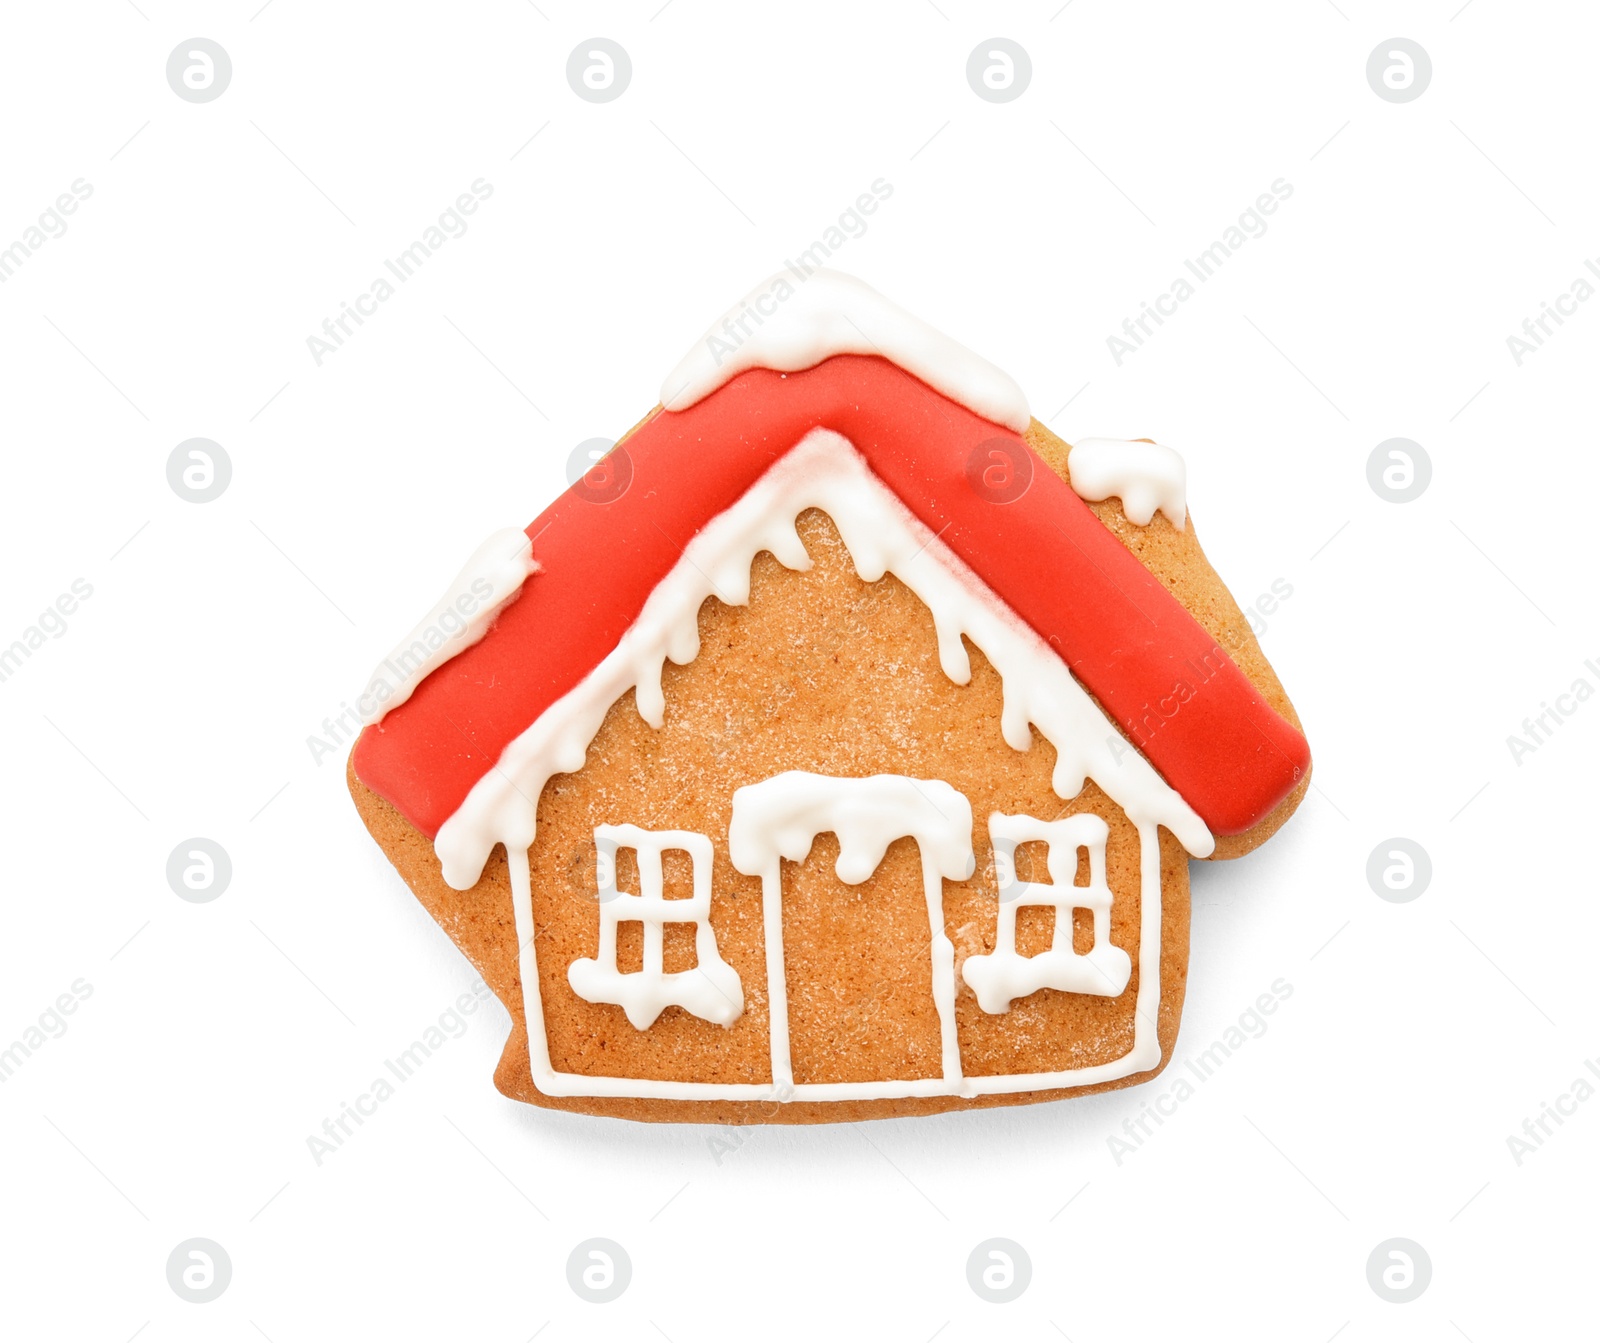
left=566, top=825, right=743, bottom=1029
left=961, top=812, right=1133, bottom=1013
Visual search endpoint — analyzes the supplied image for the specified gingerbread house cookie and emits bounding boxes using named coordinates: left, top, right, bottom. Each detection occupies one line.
left=348, top=270, right=1311, bottom=1124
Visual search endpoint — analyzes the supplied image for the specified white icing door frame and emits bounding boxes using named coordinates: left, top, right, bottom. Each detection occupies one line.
left=726, top=772, right=975, bottom=1097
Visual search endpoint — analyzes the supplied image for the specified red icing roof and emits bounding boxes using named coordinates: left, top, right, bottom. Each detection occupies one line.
left=353, top=355, right=1309, bottom=840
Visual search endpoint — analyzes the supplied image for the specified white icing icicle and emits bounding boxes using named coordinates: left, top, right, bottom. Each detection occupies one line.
left=659, top=269, right=1033, bottom=434
left=728, top=772, right=975, bottom=886
left=1067, top=437, right=1188, bottom=529
left=434, top=429, right=1211, bottom=892
left=359, top=527, right=539, bottom=725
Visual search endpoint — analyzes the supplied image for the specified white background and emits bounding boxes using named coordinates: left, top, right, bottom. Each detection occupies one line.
left=1, top=2, right=1594, bottom=1339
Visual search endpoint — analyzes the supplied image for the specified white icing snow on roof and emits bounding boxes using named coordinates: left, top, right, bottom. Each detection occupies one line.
left=659, top=269, right=1032, bottom=434
left=359, top=527, right=539, bottom=726
left=1067, top=437, right=1188, bottom=530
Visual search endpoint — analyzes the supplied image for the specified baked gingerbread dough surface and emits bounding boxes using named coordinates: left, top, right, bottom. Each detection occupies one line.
left=348, top=416, right=1308, bottom=1124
